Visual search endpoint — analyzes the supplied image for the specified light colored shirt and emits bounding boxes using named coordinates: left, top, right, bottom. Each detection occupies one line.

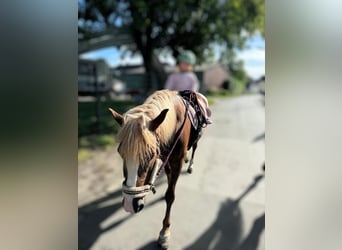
left=165, top=71, right=199, bottom=91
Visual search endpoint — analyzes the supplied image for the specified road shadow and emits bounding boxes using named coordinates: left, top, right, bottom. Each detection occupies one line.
left=251, top=131, right=265, bottom=172
left=79, top=177, right=167, bottom=250
left=252, top=132, right=265, bottom=143
left=138, top=173, right=265, bottom=250
left=183, top=173, right=265, bottom=250
left=138, top=241, right=162, bottom=250
left=236, top=212, right=265, bottom=250
left=78, top=189, right=124, bottom=250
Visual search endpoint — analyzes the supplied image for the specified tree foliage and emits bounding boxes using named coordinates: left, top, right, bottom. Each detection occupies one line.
left=79, top=0, right=264, bottom=91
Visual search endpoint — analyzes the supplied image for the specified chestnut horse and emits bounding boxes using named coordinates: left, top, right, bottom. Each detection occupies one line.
left=109, top=89, right=211, bottom=249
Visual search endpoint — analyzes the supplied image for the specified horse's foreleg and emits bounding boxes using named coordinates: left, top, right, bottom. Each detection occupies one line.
left=158, top=161, right=182, bottom=249
left=158, top=185, right=173, bottom=249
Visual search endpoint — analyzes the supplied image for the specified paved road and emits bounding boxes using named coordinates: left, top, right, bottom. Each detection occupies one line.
left=79, top=94, right=265, bottom=250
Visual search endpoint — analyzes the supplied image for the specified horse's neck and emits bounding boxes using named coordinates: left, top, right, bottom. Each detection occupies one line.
left=156, top=109, right=180, bottom=147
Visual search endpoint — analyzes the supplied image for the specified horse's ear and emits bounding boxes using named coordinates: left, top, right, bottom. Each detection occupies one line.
left=149, top=109, right=169, bottom=131
left=109, top=108, right=124, bottom=126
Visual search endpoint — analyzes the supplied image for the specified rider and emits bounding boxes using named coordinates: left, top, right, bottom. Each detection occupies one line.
left=164, top=50, right=200, bottom=91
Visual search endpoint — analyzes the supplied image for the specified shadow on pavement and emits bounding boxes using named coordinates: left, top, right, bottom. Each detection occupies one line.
left=237, top=212, right=265, bottom=250
left=78, top=189, right=124, bottom=250
left=183, top=173, right=265, bottom=250
left=252, top=131, right=265, bottom=173
left=137, top=173, right=265, bottom=250
left=252, top=132, right=265, bottom=143
left=78, top=173, right=172, bottom=250
left=138, top=241, right=162, bottom=250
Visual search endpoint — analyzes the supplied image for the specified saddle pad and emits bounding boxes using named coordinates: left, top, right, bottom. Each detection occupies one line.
left=179, top=90, right=212, bottom=130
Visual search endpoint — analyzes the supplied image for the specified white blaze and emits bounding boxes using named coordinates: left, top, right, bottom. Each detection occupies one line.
left=126, top=159, right=139, bottom=187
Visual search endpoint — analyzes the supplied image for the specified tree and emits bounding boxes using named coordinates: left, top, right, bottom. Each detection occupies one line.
left=218, top=46, right=248, bottom=91
left=78, top=0, right=264, bottom=93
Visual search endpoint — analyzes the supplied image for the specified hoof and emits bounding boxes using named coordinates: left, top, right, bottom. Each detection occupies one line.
left=158, top=230, right=170, bottom=249
left=187, top=167, right=193, bottom=174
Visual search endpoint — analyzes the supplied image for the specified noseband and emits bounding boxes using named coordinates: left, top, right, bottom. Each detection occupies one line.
left=122, top=158, right=162, bottom=198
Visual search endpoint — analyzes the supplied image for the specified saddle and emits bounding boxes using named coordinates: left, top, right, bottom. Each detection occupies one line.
left=178, top=90, right=212, bottom=149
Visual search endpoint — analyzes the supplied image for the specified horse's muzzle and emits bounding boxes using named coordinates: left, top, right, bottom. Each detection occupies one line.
left=122, top=197, right=145, bottom=214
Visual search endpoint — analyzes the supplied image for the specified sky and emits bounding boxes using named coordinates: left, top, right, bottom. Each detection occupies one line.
left=236, top=34, right=265, bottom=80
left=80, top=34, right=265, bottom=80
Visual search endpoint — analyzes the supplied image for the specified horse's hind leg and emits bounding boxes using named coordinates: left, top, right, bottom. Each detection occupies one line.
left=184, top=155, right=189, bottom=163
left=187, top=142, right=197, bottom=174
left=187, top=131, right=202, bottom=174
left=158, top=160, right=182, bottom=249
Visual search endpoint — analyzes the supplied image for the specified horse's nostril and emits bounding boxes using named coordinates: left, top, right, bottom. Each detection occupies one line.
left=133, top=198, right=144, bottom=213
left=138, top=203, right=144, bottom=212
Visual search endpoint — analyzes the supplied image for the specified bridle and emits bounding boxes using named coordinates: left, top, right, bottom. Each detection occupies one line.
left=122, top=96, right=190, bottom=199
left=122, top=158, right=162, bottom=198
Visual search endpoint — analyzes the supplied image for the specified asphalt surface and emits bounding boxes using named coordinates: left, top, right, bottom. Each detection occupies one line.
left=79, top=94, right=265, bottom=250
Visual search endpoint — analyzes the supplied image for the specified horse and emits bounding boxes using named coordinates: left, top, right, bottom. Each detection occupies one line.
left=109, top=89, right=211, bottom=249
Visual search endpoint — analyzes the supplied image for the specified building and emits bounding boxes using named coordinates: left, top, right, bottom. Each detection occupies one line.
left=203, top=64, right=230, bottom=91
left=78, top=58, right=113, bottom=96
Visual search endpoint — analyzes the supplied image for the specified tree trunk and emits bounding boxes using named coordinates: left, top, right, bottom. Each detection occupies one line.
left=142, top=51, right=153, bottom=95
left=130, top=30, right=167, bottom=94
left=151, top=53, right=167, bottom=90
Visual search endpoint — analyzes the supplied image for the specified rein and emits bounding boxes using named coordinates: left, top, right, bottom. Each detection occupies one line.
left=122, top=96, right=190, bottom=198
left=152, top=98, right=190, bottom=188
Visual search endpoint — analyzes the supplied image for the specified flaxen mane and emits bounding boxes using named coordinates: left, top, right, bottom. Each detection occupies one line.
left=117, top=90, right=178, bottom=165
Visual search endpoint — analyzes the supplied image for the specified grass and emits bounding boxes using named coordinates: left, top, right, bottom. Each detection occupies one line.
left=78, top=134, right=116, bottom=161
left=78, top=148, right=91, bottom=161
left=207, top=89, right=234, bottom=98
left=78, top=98, right=136, bottom=161
left=78, top=99, right=135, bottom=137
left=206, top=78, right=249, bottom=104
left=79, top=134, right=116, bottom=148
